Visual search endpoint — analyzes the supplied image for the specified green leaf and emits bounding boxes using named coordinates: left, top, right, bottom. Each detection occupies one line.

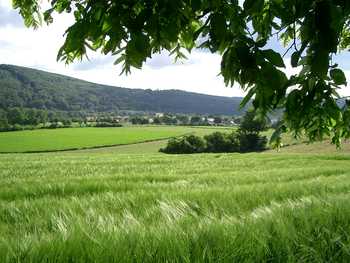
left=243, top=0, right=264, bottom=14
left=330, top=68, right=347, bottom=85
left=262, top=49, right=285, bottom=68
left=256, top=38, right=267, bottom=48
left=210, top=13, right=227, bottom=43
left=291, top=51, right=300, bottom=68
left=240, top=87, right=255, bottom=108
left=270, top=128, right=283, bottom=150
left=311, top=49, right=329, bottom=77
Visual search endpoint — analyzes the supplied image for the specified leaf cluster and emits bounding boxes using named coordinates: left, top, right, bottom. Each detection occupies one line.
left=13, top=0, right=350, bottom=146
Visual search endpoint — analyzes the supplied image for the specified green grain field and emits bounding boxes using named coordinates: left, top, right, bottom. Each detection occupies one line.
left=1, top=151, right=350, bottom=262
left=0, top=126, right=233, bottom=153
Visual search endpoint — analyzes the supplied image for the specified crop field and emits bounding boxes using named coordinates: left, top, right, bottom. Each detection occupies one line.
left=1, top=152, right=350, bottom=262
left=0, top=126, right=233, bottom=153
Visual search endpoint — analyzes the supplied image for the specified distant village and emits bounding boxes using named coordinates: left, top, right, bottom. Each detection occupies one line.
left=0, top=107, right=280, bottom=132
left=84, top=112, right=242, bottom=127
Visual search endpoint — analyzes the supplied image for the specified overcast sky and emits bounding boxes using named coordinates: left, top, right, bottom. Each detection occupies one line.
left=1, top=0, right=350, bottom=97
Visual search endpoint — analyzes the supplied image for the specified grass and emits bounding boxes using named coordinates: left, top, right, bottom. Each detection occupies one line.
left=1, top=151, right=350, bottom=262
left=0, top=126, right=234, bottom=153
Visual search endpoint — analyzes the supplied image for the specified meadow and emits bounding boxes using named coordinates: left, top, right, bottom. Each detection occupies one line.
left=1, top=125, right=350, bottom=261
left=0, top=126, right=233, bottom=153
left=1, top=151, right=350, bottom=262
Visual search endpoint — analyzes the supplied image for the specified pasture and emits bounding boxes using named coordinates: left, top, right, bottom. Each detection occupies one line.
left=0, top=126, right=233, bottom=153
left=1, top=152, right=350, bottom=262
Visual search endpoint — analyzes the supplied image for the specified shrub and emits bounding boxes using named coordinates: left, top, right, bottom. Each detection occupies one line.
left=12, top=124, right=25, bottom=131
left=0, top=122, right=11, bottom=132
left=239, top=110, right=267, bottom=134
left=238, top=132, right=268, bottom=152
left=47, top=122, right=65, bottom=129
left=95, top=122, right=123, bottom=128
left=160, top=135, right=206, bottom=154
left=204, top=132, right=239, bottom=153
left=160, top=131, right=267, bottom=154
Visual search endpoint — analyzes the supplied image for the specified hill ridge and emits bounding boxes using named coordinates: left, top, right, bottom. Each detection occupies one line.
left=0, top=64, right=246, bottom=115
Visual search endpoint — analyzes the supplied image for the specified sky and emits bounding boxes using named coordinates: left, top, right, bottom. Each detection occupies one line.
left=0, top=0, right=349, bottom=97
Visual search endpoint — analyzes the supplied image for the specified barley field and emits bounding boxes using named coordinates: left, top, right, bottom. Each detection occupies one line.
left=1, top=152, right=350, bottom=262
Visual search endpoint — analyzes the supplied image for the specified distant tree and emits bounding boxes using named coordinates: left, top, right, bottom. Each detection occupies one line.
left=36, top=110, right=48, bottom=124
left=62, top=119, right=72, bottom=126
left=7, top=108, right=26, bottom=125
left=130, top=116, right=149, bottom=125
left=190, top=116, right=201, bottom=125
left=214, top=117, right=222, bottom=125
left=25, top=109, right=40, bottom=125
left=237, top=110, right=267, bottom=152
left=0, top=110, right=9, bottom=131
left=153, top=117, right=162, bottom=124
left=238, top=133, right=268, bottom=153
left=239, top=110, right=267, bottom=134
left=175, top=115, right=189, bottom=125
left=162, top=115, right=177, bottom=125
left=233, top=117, right=242, bottom=125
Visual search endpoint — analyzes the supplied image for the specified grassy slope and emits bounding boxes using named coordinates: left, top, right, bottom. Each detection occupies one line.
left=0, top=126, right=234, bottom=153
left=271, top=140, right=350, bottom=154
left=1, top=152, right=350, bottom=262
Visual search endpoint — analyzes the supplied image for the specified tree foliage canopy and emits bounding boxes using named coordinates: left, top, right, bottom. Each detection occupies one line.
left=13, top=0, right=350, bottom=146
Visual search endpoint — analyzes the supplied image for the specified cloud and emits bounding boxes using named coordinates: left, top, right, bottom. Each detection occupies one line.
left=146, top=50, right=199, bottom=69
left=73, top=56, right=115, bottom=71
left=0, top=39, right=11, bottom=48
left=68, top=50, right=245, bottom=97
left=0, top=2, right=24, bottom=27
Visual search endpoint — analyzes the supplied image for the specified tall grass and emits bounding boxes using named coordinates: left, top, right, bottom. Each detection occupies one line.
left=1, top=152, right=350, bottom=262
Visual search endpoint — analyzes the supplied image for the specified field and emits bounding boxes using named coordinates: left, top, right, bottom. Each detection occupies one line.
left=0, top=126, right=233, bottom=153
left=1, top=125, right=350, bottom=262
left=1, top=151, right=350, bottom=262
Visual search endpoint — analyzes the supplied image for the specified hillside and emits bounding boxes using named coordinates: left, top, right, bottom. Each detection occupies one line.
left=0, top=64, right=246, bottom=115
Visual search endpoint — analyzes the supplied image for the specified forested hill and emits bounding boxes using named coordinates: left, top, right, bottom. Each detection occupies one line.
left=0, top=64, right=246, bottom=115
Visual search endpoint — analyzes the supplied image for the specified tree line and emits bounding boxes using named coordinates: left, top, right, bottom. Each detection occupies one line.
left=0, top=106, right=245, bottom=132
left=160, top=111, right=268, bottom=154
left=0, top=107, right=85, bottom=131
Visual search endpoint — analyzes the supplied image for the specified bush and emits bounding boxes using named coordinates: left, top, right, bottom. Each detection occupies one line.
left=239, top=110, right=267, bottom=133
left=47, top=122, right=65, bottom=129
left=130, top=117, right=149, bottom=125
left=238, top=132, right=268, bottom=152
left=204, top=132, right=240, bottom=153
left=160, top=131, right=267, bottom=154
left=95, top=122, right=123, bottom=128
left=160, top=135, right=206, bottom=154
left=0, top=123, right=11, bottom=132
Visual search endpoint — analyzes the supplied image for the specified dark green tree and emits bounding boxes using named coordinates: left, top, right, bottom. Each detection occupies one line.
left=175, top=115, right=190, bottom=125
left=25, top=109, right=40, bottom=125
left=162, top=115, right=177, bottom=125
left=214, top=116, right=222, bottom=124
left=190, top=116, right=202, bottom=125
left=238, top=110, right=267, bottom=152
left=0, top=110, right=9, bottom=131
left=239, top=109, right=267, bottom=134
left=7, top=108, right=26, bottom=125
left=36, top=110, right=48, bottom=124
left=13, top=0, right=350, bottom=146
left=153, top=117, right=162, bottom=124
